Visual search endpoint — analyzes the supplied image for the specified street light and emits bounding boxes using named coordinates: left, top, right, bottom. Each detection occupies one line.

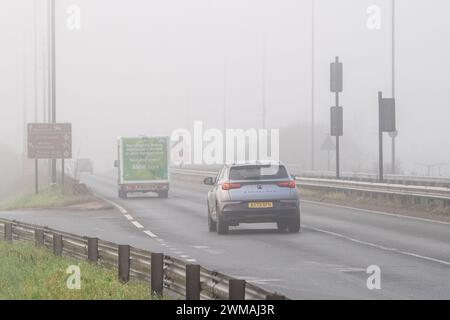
left=390, top=0, right=398, bottom=175
left=311, top=0, right=316, bottom=171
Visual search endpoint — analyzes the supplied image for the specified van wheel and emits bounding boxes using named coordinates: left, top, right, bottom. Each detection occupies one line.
left=158, top=191, right=169, bottom=198
left=118, top=190, right=127, bottom=199
left=216, top=206, right=228, bottom=235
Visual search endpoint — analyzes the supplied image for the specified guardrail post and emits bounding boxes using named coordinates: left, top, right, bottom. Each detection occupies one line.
left=53, top=234, right=63, bottom=256
left=229, top=279, right=246, bottom=300
left=151, top=253, right=164, bottom=296
left=4, top=223, right=12, bottom=242
left=35, top=229, right=44, bottom=248
left=118, top=245, right=130, bottom=283
left=87, top=238, right=99, bottom=263
left=186, top=264, right=201, bottom=300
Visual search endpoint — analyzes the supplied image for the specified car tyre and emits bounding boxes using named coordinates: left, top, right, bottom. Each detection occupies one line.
left=207, top=203, right=217, bottom=232
left=216, top=205, right=229, bottom=235
left=277, top=221, right=288, bottom=232
left=287, top=210, right=301, bottom=233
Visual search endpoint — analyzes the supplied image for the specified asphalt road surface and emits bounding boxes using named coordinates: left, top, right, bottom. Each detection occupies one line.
left=2, top=171, right=450, bottom=299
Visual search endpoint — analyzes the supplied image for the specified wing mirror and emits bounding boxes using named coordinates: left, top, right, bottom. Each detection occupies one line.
left=203, top=177, right=216, bottom=186
left=114, top=160, right=118, bottom=168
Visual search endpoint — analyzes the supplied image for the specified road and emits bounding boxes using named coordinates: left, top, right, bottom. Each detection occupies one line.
left=2, top=171, right=450, bottom=299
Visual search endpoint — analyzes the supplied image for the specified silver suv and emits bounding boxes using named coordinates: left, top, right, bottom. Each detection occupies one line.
left=204, top=162, right=300, bottom=234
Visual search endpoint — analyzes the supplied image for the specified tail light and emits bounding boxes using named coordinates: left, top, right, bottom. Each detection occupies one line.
left=222, top=182, right=242, bottom=190
left=277, top=181, right=297, bottom=188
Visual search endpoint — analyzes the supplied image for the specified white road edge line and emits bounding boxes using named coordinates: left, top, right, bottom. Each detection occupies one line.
left=303, top=224, right=450, bottom=266
left=143, top=230, right=158, bottom=238
left=95, top=194, right=204, bottom=262
left=303, top=200, right=450, bottom=226
left=131, top=221, right=144, bottom=229
left=95, top=194, right=128, bottom=214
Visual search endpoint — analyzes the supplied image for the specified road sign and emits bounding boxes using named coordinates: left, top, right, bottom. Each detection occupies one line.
left=330, top=106, right=343, bottom=137
left=28, top=123, right=72, bottom=159
left=321, top=136, right=335, bottom=151
left=380, top=98, right=396, bottom=132
left=330, top=60, right=343, bottom=93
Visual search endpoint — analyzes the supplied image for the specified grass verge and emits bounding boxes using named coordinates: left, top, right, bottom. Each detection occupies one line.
left=0, top=241, right=154, bottom=300
left=0, top=187, right=95, bottom=211
left=299, top=187, right=450, bottom=221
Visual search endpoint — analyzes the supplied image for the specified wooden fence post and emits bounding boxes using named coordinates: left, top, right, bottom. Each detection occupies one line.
left=35, top=229, right=44, bottom=247
left=186, top=264, right=201, bottom=300
left=53, top=234, right=63, bottom=256
left=151, top=253, right=164, bottom=296
left=118, top=245, right=130, bottom=283
left=87, top=237, right=99, bottom=263
left=229, top=279, right=246, bottom=300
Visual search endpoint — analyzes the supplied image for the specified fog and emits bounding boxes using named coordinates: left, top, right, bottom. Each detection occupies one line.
left=1, top=0, right=450, bottom=177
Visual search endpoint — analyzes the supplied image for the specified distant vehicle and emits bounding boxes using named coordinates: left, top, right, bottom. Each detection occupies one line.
left=204, top=161, right=300, bottom=235
left=75, top=159, right=94, bottom=175
left=115, top=136, right=170, bottom=199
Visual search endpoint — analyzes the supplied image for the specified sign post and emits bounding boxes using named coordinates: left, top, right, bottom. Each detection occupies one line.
left=27, top=123, right=72, bottom=192
left=378, top=92, right=396, bottom=182
left=321, top=135, right=335, bottom=171
left=330, top=56, right=343, bottom=179
left=35, top=159, right=39, bottom=195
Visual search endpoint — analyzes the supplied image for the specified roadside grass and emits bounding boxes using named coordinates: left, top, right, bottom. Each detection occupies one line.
left=299, top=187, right=450, bottom=217
left=0, top=241, right=154, bottom=300
left=0, top=187, right=95, bottom=211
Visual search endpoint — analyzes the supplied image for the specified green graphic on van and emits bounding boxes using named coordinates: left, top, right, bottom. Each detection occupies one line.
left=122, top=137, right=168, bottom=181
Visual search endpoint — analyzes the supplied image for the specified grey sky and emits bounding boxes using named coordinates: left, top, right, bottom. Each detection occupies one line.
left=1, top=0, right=449, bottom=175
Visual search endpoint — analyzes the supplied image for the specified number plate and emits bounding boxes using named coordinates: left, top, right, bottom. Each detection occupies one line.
left=248, top=202, right=273, bottom=209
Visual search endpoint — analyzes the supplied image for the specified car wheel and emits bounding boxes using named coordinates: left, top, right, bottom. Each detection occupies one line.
left=216, top=205, right=228, bottom=235
left=277, top=221, right=288, bottom=232
left=287, top=210, right=301, bottom=233
left=207, top=203, right=217, bottom=232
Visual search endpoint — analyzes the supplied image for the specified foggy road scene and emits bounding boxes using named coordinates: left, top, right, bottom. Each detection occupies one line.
left=1, top=0, right=450, bottom=305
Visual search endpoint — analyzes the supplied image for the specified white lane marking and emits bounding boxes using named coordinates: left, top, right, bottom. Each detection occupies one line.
left=303, top=200, right=450, bottom=226
left=97, top=195, right=128, bottom=214
left=131, top=221, right=144, bottom=229
left=143, top=230, right=157, bottom=238
left=95, top=193, right=202, bottom=263
left=193, top=245, right=210, bottom=249
left=180, top=255, right=190, bottom=258
left=304, top=224, right=450, bottom=266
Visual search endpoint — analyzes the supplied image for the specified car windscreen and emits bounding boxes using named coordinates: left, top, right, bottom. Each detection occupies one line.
left=229, top=165, right=289, bottom=181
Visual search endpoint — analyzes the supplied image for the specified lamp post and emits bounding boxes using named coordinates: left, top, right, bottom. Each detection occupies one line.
left=311, top=0, right=316, bottom=171
left=390, top=0, right=398, bottom=175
